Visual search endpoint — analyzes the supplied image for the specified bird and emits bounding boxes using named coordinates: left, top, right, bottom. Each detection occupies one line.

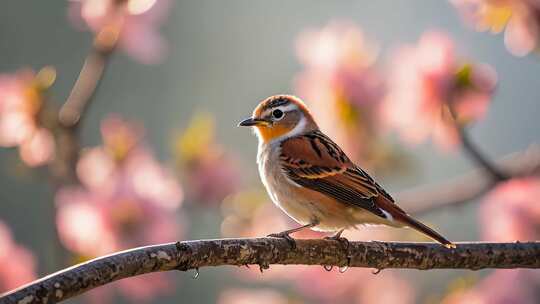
left=238, top=94, right=455, bottom=248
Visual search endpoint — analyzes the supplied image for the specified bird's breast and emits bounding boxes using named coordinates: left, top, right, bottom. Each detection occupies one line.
left=257, top=142, right=321, bottom=227
left=257, top=142, right=283, bottom=203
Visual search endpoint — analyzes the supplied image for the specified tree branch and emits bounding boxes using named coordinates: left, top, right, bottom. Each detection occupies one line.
left=1, top=238, right=539, bottom=304
left=58, top=27, right=118, bottom=128
left=48, top=27, right=119, bottom=185
left=399, top=145, right=540, bottom=215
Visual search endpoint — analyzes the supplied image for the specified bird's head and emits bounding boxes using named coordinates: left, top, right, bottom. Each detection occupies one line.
left=238, top=95, right=318, bottom=143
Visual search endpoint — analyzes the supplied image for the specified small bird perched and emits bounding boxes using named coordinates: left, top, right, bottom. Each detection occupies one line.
left=239, top=95, right=455, bottom=248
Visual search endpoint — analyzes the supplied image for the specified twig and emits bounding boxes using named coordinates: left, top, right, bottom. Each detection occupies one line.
left=448, top=105, right=509, bottom=181
left=49, top=26, right=120, bottom=184
left=58, top=27, right=118, bottom=128
left=1, top=238, right=539, bottom=304
left=456, top=124, right=509, bottom=181
left=400, top=145, right=540, bottom=215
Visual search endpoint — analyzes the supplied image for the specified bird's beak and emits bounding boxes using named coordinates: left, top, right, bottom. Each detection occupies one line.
left=237, top=117, right=271, bottom=127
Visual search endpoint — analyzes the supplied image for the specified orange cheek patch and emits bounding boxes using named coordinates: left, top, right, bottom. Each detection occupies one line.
left=256, top=125, right=291, bottom=143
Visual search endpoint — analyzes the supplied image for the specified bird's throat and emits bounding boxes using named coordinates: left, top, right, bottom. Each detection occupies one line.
left=256, top=125, right=292, bottom=143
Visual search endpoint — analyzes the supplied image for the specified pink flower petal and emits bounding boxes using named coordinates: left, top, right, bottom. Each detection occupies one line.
left=218, top=288, right=288, bottom=304
left=77, top=147, right=117, bottom=194
left=0, top=221, right=37, bottom=293
left=117, top=273, right=173, bottom=301
left=56, top=188, right=117, bottom=255
left=504, top=8, right=538, bottom=56
left=382, top=31, right=496, bottom=150
left=68, top=0, right=172, bottom=64
left=0, top=111, right=36, bottom=147
left=127, top=150, right=183, bottom=209
left=19, top=128, right=55, bottom=167
left=480, top=177, right=540, bottom=241
left=120, top=22, right=167, bottom=64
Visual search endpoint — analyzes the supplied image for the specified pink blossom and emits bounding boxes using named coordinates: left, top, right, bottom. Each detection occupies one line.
left=55, top=188, right=117, bottom=255
left=0, top=70, right=55, bottom=166
left=443, top=269, right=540, bottom=304
left=56, top=116, right=183, bottom=301
left=55, top=179, right=182, bottom=303
left=0, top=220, right=37, bottom=293
left=69, top=0, right=172, bottom=64
left=480, top=177, right=540, bottom=241
left=19, top=128, right=56, bottom=167
left=175, top=113, right=241, bottom=205
left=381, top=31, right=497, bottom=150
left=296, top=20, right=382, bottom=107
left=295, top=21, right=392, bottom=167
left=451, top=0, right=540, bottom=56
left=355, top=271, right=416, bottom=304
left=77, top=116, right=182, bottom=208
left=218, top=288, right=290, bottom=304
left=101, top=114, right=144, bottom=160
left=58, top=117, right=183, bottom=253
left=184, top=154, right=241, bottom=204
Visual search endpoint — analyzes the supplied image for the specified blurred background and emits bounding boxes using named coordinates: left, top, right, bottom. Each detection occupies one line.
left=1, top=0, right=539, bottom=303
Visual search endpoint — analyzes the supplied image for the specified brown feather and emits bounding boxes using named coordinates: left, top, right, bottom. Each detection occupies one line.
left=280, top=131, right=385, bottom=218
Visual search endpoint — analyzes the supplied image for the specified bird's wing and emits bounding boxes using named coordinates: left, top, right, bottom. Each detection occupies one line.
left=279, top=131, right=395, bottom=219
left=280, top=131, right=456, bottom=247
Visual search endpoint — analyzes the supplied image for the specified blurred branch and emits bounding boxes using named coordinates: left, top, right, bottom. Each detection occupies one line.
left=47, top=125, right=81, bottom=185
left=49, top=28, right=119, bottom=184
left=448, top=105, right=509, bottom=181
left=400, top=145, right=540, bottom=215
left=59, top=28, right=118, bottom=128
left=455, top=123, right=509, bottom=181
left=2, top=238, right=539, bottom=304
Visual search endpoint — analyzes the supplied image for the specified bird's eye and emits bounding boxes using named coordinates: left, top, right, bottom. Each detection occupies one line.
left=272, top=109, right=284, bottom=120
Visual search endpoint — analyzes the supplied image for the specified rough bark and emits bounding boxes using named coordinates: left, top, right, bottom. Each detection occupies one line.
left=1, top=239, right=539, bottom=304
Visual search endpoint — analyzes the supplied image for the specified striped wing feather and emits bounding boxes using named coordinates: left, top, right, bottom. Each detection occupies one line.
left=279, top=131, right=393, bottom=219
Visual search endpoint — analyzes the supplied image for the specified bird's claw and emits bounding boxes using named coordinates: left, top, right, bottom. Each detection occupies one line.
left=324, top=235, right=350, bottom=250
left=268, top=232, right=297, bottom=249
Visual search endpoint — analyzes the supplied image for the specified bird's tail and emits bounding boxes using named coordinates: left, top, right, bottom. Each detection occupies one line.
left=397, top=214, right=456, bottom=249
left=375, top=196, right=456, bottom=248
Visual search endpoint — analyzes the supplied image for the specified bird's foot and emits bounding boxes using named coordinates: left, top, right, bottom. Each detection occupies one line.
left=267, top=232, right=296, bottom=249
left=324, top=230, right=349, bottom=250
